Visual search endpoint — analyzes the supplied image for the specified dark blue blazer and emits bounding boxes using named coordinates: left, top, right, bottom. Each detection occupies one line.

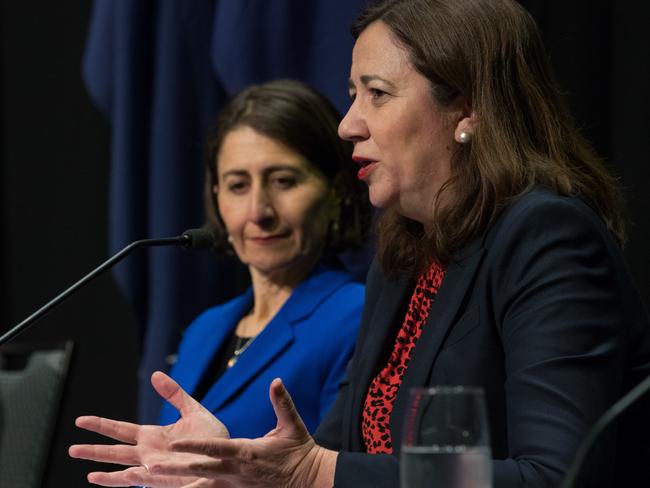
left=160, top=264, right=364, bottom=439
left=315, top=190, right=650, bottom=488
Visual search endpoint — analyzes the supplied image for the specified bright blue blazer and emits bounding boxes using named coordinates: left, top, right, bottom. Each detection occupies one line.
left=159, top=263, right=364, bottom=439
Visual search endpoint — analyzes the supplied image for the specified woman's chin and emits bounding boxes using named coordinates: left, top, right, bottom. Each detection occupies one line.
left=248, top=256, right=315, bottom=281
left=368, top=190, right=396, bottom=210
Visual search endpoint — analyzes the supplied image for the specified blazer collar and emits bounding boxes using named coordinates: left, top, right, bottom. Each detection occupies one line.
left=179, top=290, right=252, bottom=400
left=346, top=269, right=410, bottom=450
left=390, top=246, right=486, bottom=455
left=346, top=238, right=486, bottom=453
left=201, top=263, right=352, bottom=413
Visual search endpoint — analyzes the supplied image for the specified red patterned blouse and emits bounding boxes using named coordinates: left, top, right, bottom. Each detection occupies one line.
left=362, top=261, right=446, bottom=454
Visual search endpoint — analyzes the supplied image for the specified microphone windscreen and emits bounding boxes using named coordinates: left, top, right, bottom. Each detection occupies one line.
left=181, top=228, right=216, bottom=250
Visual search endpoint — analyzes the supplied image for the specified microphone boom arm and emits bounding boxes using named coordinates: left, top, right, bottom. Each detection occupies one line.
left=0, top=234, right=191, bottom=346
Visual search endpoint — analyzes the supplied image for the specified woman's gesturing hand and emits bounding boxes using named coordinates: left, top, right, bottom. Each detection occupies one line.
left=69, top=371, right=231, bottom=487
left=147, top=378, right=338, bottom=488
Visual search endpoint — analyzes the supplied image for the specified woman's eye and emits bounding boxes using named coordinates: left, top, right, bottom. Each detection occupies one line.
left=369, top=88, right=388, bottom=100
left=272, top=176, right=297, bottom=189
left=227, top=181, right=248, bottom=193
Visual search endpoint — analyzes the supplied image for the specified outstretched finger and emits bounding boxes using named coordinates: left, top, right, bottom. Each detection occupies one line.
left=75, top=416, right=139, bottom=444
left=68, top=444, right=140, bottom=466
left=87, top=466, right=194, bottom=488
left=85, top=466, right=148, bottom=487
left=150, top=457, right=232, bottom=478
left=269, top=378, right=308, bottom=437
left=152, top=371, right=205, bottom=418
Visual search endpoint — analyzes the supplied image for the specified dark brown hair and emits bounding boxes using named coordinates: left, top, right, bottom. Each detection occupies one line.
left=353, top=0, right=625, bottom=278
left=204, top=79, right=370, bottom=253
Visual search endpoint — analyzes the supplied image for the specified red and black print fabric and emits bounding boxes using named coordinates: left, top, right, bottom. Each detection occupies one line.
left=362, top=261, right=445, bottom=454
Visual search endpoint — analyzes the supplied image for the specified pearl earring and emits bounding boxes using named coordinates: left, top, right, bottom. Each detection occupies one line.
left=227, top=235, right=234, bottom=243
left=458, top=131, right=472, bottom=144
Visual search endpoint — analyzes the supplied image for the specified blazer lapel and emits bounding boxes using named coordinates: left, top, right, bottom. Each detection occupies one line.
left=201, top=264, right=351, bottom=413
left=390, top=245, right=486, bottom=455
left=180, top=292, right=252, bottom=398
left=345, top=272, right=411, bottom=450
left=201, top=312, right=294, bottom=413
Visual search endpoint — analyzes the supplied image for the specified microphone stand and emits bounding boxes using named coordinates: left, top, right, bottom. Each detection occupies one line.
left=561, top=373, right=650, bottom=487
left=0, top=235, right=192, bottom=347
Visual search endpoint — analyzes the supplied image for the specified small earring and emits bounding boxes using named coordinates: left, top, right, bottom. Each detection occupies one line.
left=227, top=234, right=234, bottom=243
left=458, top=131, right=472, bottom=144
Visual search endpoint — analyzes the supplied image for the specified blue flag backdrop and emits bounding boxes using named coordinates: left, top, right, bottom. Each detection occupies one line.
left=82, top=0, right=367, bottom=423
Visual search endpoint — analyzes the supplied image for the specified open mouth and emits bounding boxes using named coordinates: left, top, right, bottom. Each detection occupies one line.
left=352, top=156, right=378, bottom=180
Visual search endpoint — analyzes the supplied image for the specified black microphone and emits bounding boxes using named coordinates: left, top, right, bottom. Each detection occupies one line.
left=0, top=228, right=215, bottom=346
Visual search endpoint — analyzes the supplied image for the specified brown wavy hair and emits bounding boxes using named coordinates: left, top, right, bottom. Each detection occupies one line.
left=353, top=0, right=624, bottom=278
left=203, top=79, right=371, bottom=254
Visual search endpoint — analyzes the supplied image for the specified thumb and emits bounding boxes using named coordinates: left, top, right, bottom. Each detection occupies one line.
left=151, top=371, right=205, bottom=418
left=269, top=378, right=309, bottom=438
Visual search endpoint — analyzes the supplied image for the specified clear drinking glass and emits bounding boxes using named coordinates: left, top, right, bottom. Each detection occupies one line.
left=400, top=386, right=492, bottom=488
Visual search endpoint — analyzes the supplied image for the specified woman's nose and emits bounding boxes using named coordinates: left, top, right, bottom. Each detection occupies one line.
left=248, top=186, right=276, bottom=225
left=338, top=101, right=369, bottom=142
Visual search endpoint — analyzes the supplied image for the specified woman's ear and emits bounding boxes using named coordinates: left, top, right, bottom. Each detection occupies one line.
left=209, top=184, right=221, bottom=219
left=329, top=188, right=342, bottom=220
left=327, top=188, right=343, bottom=247
left=454, top=111, right=477, bottom=144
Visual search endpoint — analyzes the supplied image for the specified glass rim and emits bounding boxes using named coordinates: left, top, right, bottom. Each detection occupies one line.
left=409, top=385, right=485, bottom=396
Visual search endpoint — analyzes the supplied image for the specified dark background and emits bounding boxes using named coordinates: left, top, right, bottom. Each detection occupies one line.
left=1, top=1, right=140, bottom=486
left=1, top=1, right=648, bottom=486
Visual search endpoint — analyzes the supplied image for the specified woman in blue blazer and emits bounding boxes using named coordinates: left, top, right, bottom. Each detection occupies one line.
left=159, top=262, right=364, bottom=437
left=156, top=79, right=370, bottom=438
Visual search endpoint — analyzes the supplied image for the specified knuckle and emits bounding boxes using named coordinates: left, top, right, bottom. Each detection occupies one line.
left=125, top=468, right=144, bottom=483
left=190, top=461, right=213, bottom=475
left=279, top=395, right=294, bottom=410
left=240, top=446, right=257, bottom=463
